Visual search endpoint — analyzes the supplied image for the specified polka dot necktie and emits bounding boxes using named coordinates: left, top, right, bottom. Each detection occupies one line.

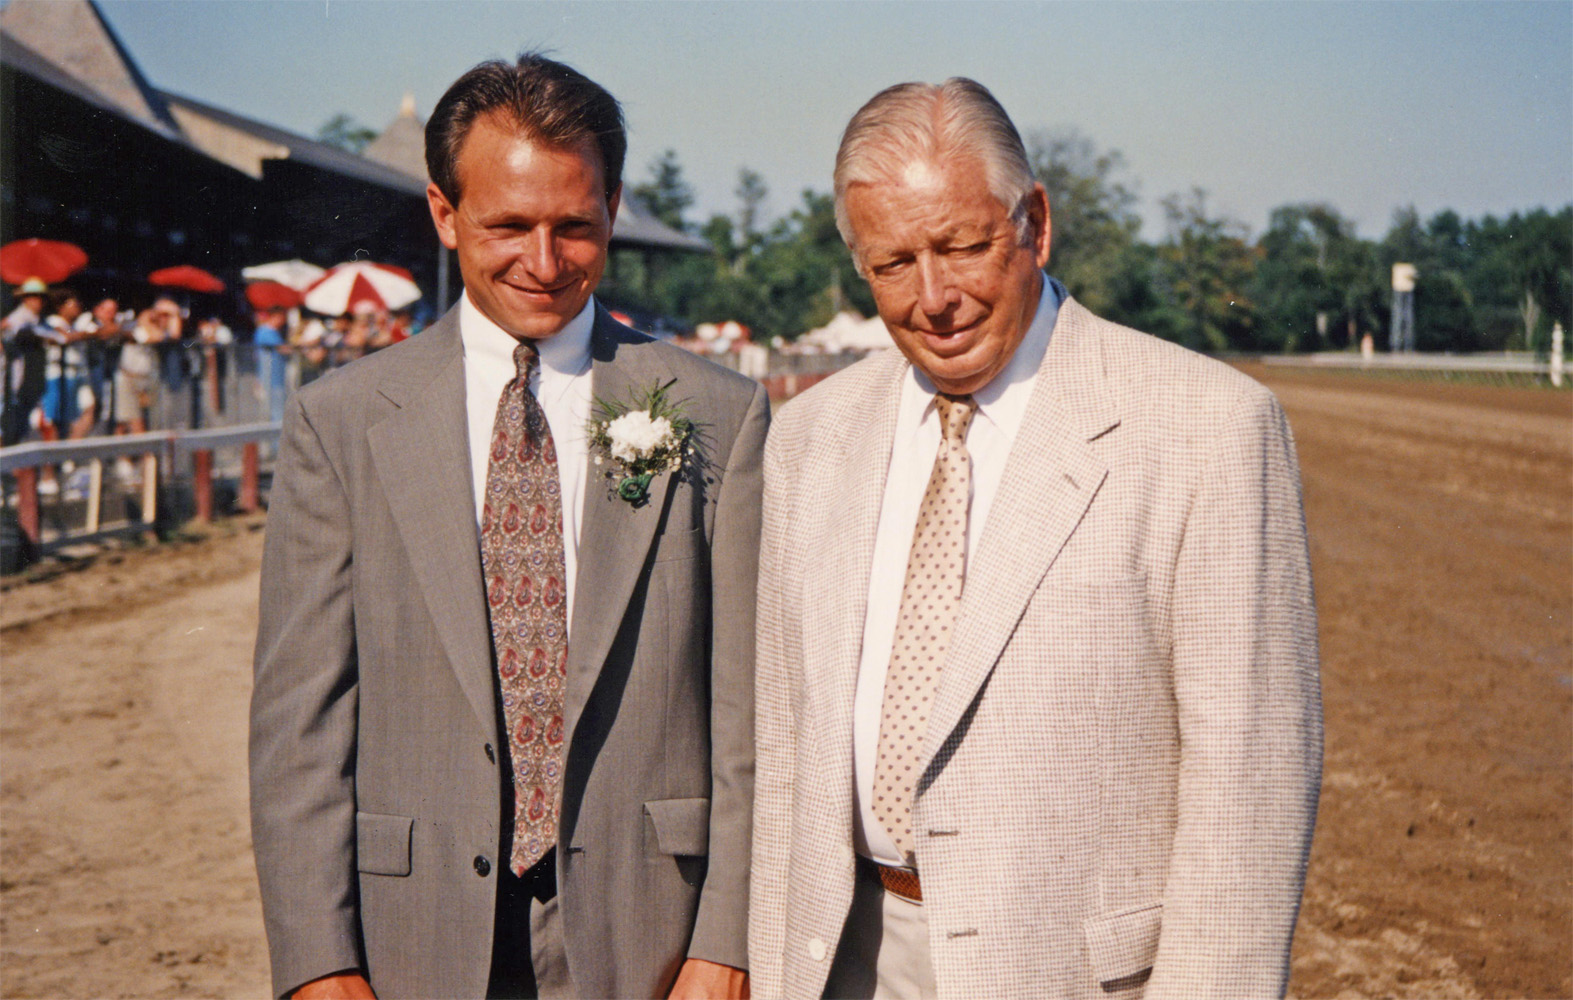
left=480, top=341, right=569, bottom=876
left=872, top=393, right=977, bottom=867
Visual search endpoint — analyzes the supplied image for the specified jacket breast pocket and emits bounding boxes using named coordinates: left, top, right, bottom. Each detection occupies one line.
left=356, top=811, right=413, bottom=877
left=1083, top=901, right=1161, bottom=990
left=653, top=525, right=705, bottom=564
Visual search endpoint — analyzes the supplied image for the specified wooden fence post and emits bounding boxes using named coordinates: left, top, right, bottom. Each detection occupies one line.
left=240, top=442, right=260, bottom=513
left=193, top=448, right=214, bottom=522
left=15, top=466, right=40, bottom=544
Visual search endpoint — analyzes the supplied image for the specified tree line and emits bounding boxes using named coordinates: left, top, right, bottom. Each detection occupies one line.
left=600, top=135, right=1571, bottom=356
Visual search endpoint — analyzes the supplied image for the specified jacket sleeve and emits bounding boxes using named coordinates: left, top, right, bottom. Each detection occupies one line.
left=1146, top=386, right=1323, bottom=999
left=250, top=392, right=363, bottom=998
left=746, top=411, right=801, bottom=998
left=686, top=382, right=771, bottom=970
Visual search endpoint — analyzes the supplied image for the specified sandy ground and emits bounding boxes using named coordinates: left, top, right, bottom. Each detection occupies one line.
left=0, top=369, right=1569, bottom=999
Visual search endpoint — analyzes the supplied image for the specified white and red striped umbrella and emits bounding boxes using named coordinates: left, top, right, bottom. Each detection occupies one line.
left=303, top=261, right=421, bottom=316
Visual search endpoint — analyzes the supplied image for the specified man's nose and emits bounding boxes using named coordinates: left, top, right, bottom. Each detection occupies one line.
left=914, top=256, right=958, bottom=315
left=521, top=229, right=563, bottom=283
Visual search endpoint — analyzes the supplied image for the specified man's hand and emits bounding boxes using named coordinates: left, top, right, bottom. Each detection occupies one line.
left=291, top=970, right=376, bottom=999
left=669, top=958, right=749, bottom=1000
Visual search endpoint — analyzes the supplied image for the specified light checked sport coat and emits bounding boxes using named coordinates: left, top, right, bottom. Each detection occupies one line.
left=749, top=294, right=1323, bottom=999
left=251, top=305, right=768, bottom=999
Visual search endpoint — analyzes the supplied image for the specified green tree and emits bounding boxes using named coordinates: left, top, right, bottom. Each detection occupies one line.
left=630, top=149, right=694, bottom=232
left=734, top=168, right=769, bottom=250
left=316, top=113, right=377, bottom=154
left=1469, top=207, right=1573, bottom=353
left=1026, top=129, right=1143, bottom=319
left=1253, top=204, right=1381, bottom=352
left=1157, top=188, right=1260, bottom=351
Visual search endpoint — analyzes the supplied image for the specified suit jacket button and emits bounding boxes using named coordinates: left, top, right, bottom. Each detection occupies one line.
left=484, top=744, right=495, bottom=764
left=474, top=856, right=491, bottom=877
left=807, top=937, right=827, bottom=962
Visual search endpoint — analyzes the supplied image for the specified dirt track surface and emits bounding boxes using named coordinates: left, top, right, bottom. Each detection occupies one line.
left=1, top=371, right=1569, bottom=999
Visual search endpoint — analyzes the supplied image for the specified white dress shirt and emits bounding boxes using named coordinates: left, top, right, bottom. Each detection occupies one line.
left=853, top=273, right=1063, bottom=867
left=460, top=292, right=595, bottom=634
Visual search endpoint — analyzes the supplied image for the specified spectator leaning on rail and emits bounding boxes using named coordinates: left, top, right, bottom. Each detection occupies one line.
left=115, top=299, right=176, bottom=436
left=2, top=278, right=51, bottom=445
left=75, top=298, right=124, bottom=434
left=252, top=305, right=290, bottom=424
left=42, top=288, right=96, bottom=441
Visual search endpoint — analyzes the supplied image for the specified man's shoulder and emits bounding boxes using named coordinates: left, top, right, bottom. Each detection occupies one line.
left=292, top=321, right=453, bottom=418
left=777, top=349, right=904, bottom=425
left=642, top=338, right=761, bottom=397
left=596, top=319, right=763, bottom=415
left=765, top=349, right=904, bottom=469
left=1064, top=300, right=1276, bottom=420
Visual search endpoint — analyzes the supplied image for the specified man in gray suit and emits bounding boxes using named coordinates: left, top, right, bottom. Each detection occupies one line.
left=750, top=79, right=1322, bottom=998
left=251, top=54, right=763, bottom=1000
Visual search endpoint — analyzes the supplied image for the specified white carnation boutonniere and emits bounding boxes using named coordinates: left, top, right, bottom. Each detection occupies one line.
left=588, top=379, right=694, bottom=507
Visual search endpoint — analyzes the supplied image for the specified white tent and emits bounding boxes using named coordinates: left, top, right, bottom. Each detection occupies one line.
left=797, top=311, right=894, bottom=353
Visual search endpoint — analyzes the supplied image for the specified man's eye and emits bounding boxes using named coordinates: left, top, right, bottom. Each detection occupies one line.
left=871, top=259, right=910, bottom=278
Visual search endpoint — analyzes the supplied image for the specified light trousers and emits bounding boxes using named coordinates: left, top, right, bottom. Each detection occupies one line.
left=823, top=867, right=937, bottom=1000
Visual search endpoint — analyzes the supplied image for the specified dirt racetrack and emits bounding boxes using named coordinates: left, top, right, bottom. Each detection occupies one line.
left=1, top=365, right=1569, bottom=999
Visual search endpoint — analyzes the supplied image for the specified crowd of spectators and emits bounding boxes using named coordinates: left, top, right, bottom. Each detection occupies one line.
left=2, top=276, right=423, bottom=492
left=252, top=301, right=418, bottom=420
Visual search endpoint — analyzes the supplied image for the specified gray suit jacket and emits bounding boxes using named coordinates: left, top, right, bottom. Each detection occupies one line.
left=750, top=297, right=1322, bottom=999
left=251, top=306, right=768, bottom=999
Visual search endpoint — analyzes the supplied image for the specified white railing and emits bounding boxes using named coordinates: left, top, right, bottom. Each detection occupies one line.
left=1260, top=351, right=1558, bottom=376
left=0, top=423, right=279, bottom=554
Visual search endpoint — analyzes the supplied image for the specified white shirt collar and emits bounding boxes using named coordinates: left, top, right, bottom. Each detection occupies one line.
left=458, top=290, right=595, bottom=383
left=902, top=271, right=1062, bottom=436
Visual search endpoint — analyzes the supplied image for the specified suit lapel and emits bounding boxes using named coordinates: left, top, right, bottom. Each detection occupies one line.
left=921, top=299, right=1121, bottom=768
left=564, top=310, right=680, bottom=742
left=366, top=312, right=498, bottom=745
left=801, top=356, right=907, bottom=763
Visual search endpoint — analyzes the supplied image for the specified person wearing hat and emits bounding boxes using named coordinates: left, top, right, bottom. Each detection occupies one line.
left=3, top=278, right=51, bottom=445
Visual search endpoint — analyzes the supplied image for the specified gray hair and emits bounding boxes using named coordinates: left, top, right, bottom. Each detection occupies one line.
left=833, top=78, right=1036, bottom=261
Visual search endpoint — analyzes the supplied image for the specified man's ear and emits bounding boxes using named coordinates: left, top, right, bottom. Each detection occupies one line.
left=1028, top=182, right=1052, bottom=268
left=427, top=182, right=460, bottom=251
left=605, top=183, right=622, bottom=229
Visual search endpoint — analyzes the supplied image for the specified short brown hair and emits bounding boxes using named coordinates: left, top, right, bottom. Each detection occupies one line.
left=425, top=52, right=626, bottom=205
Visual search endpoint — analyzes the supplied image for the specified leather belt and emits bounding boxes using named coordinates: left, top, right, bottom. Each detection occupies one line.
left=857, top=855, right=922, bottom=903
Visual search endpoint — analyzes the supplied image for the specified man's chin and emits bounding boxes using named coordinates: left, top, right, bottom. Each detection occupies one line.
left=916, top=355, right=998, bottom=394
left=491, top=306, right=576, bottom=341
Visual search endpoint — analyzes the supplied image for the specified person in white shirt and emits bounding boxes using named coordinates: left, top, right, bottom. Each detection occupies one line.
left=751, top=77, right=1321, bottom=1000
left=250, top=52, right=764, bottom=1000
left=42, top=289, right=95, bottom=440
left=114, top=300, right=175, bottom=435
left=2, top=278, right=49, bottom=445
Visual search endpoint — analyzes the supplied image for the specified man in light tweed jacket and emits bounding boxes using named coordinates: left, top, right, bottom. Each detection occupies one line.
left=749, top=78, right=1322, bottom=1000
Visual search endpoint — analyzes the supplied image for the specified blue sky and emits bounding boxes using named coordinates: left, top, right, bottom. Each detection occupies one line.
left=95, top=0, right=1572, bottom=241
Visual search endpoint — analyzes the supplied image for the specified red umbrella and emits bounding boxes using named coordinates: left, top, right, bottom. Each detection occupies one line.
left=150, top=265, right=226, bottom=294
left=0, top=238, right=88, bottom=285
left=245, top=280, right=304, bottom=310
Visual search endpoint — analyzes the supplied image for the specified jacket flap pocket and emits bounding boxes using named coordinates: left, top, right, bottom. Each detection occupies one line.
left=1083, top=902, right=1162, bottom=985
left=356, top=811, right=413, bottom=876
left=642, top=797, right=710, bottom=855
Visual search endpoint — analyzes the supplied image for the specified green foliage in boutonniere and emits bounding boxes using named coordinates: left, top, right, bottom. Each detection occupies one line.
left=587, top=379, right=695, bottom=507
